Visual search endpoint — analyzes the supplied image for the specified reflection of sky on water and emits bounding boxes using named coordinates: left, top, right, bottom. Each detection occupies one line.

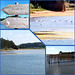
left=30, top=16, right=74, bottom=32
left=42, top=39, right=74, bottom=45
left=1, top=50, right=45, bottom=74
left=46, top=56, right=74, bottom=74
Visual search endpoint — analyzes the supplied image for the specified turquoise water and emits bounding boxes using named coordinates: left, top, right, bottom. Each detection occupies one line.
left=1, top=49, right=45, bottom=74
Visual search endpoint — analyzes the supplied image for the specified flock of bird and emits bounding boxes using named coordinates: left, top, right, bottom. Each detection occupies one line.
left=35, top=19, right=73, bottom=23
left=5, top=19, right=73, bottom=27
left=35, top=19, right=73, bottom=26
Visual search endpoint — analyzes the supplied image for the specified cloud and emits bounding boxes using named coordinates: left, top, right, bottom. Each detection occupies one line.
left=8, top=32, right=12, bottom=35
left=50, top=47, right=55, bottom=50
left=47, top=47, right=55, bottom=51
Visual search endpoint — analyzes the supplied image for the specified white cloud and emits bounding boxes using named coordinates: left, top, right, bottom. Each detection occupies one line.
left=47, top=47, right=55, bottom=51
left=8, top=32, right=12, bottom=35
left=50, top=47, right=55, bottom=50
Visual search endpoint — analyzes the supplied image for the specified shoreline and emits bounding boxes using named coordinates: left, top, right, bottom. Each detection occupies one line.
left=1, top=48, right=45, bottom=52
left=34, top=31, right=74, bottom=40
left=30, top=10, right=74, bottom=18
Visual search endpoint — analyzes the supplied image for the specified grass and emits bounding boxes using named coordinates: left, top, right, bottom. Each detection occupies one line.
left=30, top=3, right=46, bottom=13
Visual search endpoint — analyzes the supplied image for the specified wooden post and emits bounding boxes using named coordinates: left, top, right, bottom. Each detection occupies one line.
left=15, top=3, right=19, bottom=17
left=15, top=3, right=18, bottom=29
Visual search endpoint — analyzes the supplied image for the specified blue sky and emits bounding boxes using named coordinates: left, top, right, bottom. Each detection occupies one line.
left=1, top=30, right=40, bottom=45
left=46, top=46, right=74, bottom=54
left=1, top=0, right=29, bottom=18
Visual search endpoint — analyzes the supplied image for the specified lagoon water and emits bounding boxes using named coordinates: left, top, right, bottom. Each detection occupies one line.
left=42, top=39, right=74, bottom=45
left=1, top=49, right=45, bottom=74
left=46, top=56, right=74, bottom=74
left=30, top=16, right=74, bottom=45
left=30, top=16, right=74, bottom=32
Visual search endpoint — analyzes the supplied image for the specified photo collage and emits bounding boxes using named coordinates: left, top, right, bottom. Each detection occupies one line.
left=0, top=0, right=74, bottom=74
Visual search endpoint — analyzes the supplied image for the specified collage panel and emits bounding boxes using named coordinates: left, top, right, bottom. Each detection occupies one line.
left=0, top=0, right=29, bottom=29
left=30, top=0, right=74, bottom=45
left=1, top=30, right=45, bottom=74
left=46, top=46, right=74, bottom=74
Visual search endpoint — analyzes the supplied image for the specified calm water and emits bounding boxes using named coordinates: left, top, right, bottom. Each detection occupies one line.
left=1, top=49, right=45, bottom=74
left=42, top=39, right=74, bottom=45
left=46, top=56, right=74, bottom=74
left=30, top=16, right=74, bottom=32
left=30, top=16, right=74, bottom=45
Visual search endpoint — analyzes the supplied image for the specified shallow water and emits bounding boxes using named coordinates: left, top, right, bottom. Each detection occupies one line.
left=42, top=39, right=74, bottom=45
left=1, top=49, right=45, bottom=74
left=31, top=16, right=74, bottom=45
left=30, top=16, right=74, bottom=32
left=46, top=56, right=74, bottom=74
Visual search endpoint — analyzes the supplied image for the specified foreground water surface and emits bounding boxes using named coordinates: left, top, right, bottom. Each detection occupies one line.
left=46, top=55, right=74, bottom=74
left=1, top=49, right=45, bottom=74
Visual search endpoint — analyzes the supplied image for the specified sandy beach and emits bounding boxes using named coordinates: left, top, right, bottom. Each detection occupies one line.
left=34, top=31, right=74, bottom=40
left=30, top=10, right=74, bottom=40
left=30, top=10, right=74, bottom=18
left=1, top=48, right=45, bottom=52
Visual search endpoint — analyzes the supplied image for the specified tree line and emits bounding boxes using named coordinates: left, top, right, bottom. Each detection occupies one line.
left=0, top=38, right=45, bottom=50
left=59, top=51, right=74, bottom=55
left=18, top=42, right=45, bottom=49
left=1, top=38, right=18, bottom=50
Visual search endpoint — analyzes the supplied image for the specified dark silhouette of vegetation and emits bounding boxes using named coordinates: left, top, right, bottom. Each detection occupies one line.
left=0, top=18, right=5, bottom=21
left=18, top=42, right=45, bottom=49
left=1, top=38, right=18, bottom=50
left=59, top=51, right=75, bottom=55
left=30, top=0, right=74, bottom=12
left=1, top=38, right=45, bottom=51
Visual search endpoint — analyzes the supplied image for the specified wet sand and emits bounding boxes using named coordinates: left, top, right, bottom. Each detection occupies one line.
left=34, top=31, right=74, bottom=40
left=30, top=10, right=74, bottom=17
left=1, top=48, right=44, bottom=52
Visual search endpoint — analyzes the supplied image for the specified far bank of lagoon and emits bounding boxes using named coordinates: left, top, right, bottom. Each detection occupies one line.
left=1, top=48, right=45, bottom=52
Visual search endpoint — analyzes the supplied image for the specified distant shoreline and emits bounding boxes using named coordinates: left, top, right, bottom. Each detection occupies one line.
left=30, top=10, right=74, bottom=18
left=1, top=48, right=45, bottom=52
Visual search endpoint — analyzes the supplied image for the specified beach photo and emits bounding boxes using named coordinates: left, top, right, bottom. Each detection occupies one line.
left=0, top=30, right=45, bottom=74
left=46, top=46, right=74, bottom=74
left=0, top=0, right=29, bottom=29
left=30, top=0, right=74, bottom=45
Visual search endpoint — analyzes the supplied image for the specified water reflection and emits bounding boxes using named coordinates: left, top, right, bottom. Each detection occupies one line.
left=46, top=54, right=74, bottom=74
